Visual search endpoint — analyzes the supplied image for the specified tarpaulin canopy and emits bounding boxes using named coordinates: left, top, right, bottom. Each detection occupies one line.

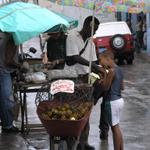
left=0, top=2, right=69, bottom=45
left=49, top=0, right=150, bottom=14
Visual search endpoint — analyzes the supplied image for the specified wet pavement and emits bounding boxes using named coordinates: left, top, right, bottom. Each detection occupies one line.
left=1, top=51, right=150, bottom=150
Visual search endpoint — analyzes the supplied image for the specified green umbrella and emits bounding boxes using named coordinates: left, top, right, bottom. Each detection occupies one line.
left=0, top=2, right=69, bottom=45
left=48, top=11, right=78, bottom=33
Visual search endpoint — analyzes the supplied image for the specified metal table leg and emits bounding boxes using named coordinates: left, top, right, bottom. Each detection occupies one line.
left=20, top=91, right=24, bottom=133
left=23, top=91, right=29, bottom=134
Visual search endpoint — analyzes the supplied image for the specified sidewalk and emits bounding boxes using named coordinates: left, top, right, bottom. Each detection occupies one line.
left=0, top=131, right=28, bottom=150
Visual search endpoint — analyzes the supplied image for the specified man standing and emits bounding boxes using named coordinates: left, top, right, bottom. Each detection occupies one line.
left=42, top=30, right=66, bottom=69
left=66, top=16, right=101, bottom=150
left=0, top=32, right=19, bottom=133
left=136, top=16, right=143, bottom=53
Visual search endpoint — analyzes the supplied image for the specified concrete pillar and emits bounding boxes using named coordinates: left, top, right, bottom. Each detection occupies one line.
left=146, top=13, right=150, bottom=53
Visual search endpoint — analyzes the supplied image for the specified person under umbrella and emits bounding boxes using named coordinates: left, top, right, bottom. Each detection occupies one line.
left=0, top=32, right=19, bottom=133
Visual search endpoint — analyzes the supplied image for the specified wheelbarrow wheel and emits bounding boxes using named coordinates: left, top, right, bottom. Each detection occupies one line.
left=50, top=136, right=55, bottom=150
left=49, top=136, right=68, bottom=150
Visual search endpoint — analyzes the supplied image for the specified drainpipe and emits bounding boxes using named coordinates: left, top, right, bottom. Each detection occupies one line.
left=146, top=13, right=150, bottom=53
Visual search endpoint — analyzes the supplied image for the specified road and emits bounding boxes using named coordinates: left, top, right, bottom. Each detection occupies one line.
left=89, top=52, right=150, bottom=150
left=0, top=51, right=150, bottom=150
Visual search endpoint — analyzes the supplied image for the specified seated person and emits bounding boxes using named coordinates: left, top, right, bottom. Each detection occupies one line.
left=42, top=30, right=67, bottom=69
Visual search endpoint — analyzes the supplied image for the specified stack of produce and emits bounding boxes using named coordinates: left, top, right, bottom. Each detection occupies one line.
left=41, top=102, right=92, bottom=121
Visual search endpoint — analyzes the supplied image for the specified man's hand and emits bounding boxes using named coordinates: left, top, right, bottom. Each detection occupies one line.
left=20, top=61, right=30, bottom=73
left=92, top=63, right=105, bottom=74
left=44, top=62, right=55, bottom=69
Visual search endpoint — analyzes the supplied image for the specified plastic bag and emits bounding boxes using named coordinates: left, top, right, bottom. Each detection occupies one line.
left=47, top=65, right=78, bottom=80
left=25, top=72, right=46, bottom=83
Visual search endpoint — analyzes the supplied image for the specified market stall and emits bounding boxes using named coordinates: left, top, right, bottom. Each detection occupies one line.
left=13, top=58, right=48, bottom=133
left=0, top=1, right=78, bottom=134
left=36, top=80, right=94, bottom=150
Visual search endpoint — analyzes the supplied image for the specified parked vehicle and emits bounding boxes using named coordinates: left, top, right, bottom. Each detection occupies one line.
left=94, top=21, right=134, bottom=65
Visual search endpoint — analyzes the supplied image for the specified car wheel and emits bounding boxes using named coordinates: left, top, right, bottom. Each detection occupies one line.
left=126, top=53, right=134, bottom=65
left=110, top=34, right=126, bottom=50
left=117, top=58, right=125, bottom=65
left=126, top=58, right=133, bottom=65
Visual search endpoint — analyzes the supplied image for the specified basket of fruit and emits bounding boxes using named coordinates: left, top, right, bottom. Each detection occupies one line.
left=36, top=80, right=94, bottom=137
left=37, top=100, right=92, bottom=137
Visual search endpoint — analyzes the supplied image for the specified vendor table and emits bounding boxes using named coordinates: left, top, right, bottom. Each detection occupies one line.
left=14, top=81, right=47, bottom=134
